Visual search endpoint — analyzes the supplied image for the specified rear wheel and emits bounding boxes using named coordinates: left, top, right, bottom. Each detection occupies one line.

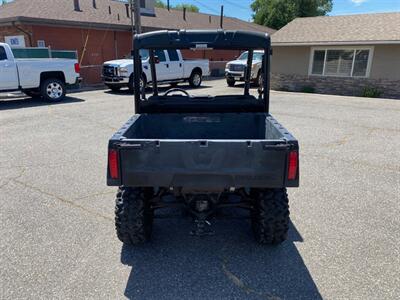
left=189, top=70, right=202, bottom=88
left=251, top=188, right=289, bottom=245
left=226, top=77, right=235, bottom=87
left=40, top=78, right=66, bottom=102
left=115, top=187, right=154, bottom=245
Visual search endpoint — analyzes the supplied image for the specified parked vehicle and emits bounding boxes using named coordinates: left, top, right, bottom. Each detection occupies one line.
left=0, top=43, right=81, bottom=102
left=107, top=30, right=299, bottom=245
left=102, top=49, right=209, bottom=92
left=225, top=50, right=264, bottom=87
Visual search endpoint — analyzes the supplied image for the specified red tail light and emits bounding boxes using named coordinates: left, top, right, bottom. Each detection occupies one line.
left=74, top=63, right=80, bottom=73
left=108, top=149, right=119, bottom=179
left=287, top=150, right=298, bottom=180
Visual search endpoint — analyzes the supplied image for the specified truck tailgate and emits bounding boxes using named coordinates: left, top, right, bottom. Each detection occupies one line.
left=116, top=140, right=294, bottom=189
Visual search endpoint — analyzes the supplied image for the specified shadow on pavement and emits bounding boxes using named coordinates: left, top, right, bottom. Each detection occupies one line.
left=0, top=96, right=85, bottom=111
left=121, top=218, right=321, bottom=299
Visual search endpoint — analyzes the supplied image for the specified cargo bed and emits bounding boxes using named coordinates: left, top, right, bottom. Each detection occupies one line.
left=107, top=113, right=298, bottom=189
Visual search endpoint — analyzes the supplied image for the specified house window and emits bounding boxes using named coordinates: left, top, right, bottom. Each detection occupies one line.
left=140, top=0, right=145, bottom=8
left=310, top=48, right=372, bottom=77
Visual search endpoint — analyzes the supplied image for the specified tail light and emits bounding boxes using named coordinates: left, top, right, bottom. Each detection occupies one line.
left=74, top=63, right=80, bottom=73
left=287, top=150, right=298, bottom=180
left=108, top=149, right=119, bottom=179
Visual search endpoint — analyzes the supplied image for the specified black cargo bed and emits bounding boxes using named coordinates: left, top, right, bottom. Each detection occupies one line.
left=108, top=113, right=298, bottom=189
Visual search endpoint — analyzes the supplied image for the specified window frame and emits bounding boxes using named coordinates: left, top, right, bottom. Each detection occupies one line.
left=308, top=46, right=374, bottom=78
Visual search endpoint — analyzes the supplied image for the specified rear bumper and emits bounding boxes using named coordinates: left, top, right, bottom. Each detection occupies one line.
left=66, top=77, right=82, bottom=89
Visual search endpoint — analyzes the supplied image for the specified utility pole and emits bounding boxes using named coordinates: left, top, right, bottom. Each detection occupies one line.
left=133, top=0, right=142, bottom=34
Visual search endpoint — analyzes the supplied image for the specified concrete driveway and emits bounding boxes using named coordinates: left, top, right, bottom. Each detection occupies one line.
left=1, top=80, right=399, bottom=299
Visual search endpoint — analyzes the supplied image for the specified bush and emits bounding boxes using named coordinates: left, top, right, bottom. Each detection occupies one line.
left=301, top=86, right=315, bottom=93
left=362, top=87, right=382, bottom=98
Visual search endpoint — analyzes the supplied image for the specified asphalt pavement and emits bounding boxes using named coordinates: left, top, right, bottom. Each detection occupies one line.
left=1, top=80, right=399, bottom=299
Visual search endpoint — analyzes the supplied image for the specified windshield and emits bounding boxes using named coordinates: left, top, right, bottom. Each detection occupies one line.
left=139, top=49, right=149, bottom=60
left=237, top=52, right=264, bottom=62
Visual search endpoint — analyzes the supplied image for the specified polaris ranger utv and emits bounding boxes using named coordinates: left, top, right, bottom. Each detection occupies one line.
left=107, top=30, right=299, bottom=245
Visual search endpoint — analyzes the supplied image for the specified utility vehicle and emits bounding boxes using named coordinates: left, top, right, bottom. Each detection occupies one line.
left=107, top=30, right=299, bottom=245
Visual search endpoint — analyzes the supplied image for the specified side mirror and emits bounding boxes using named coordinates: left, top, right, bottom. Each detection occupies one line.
left=153, top=56, right=160, bottom=64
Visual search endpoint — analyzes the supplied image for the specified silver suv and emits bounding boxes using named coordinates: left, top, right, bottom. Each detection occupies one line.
left=225, top=50, right=264, bottom=87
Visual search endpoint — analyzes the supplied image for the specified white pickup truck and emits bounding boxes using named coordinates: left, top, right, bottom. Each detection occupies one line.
left=102, top=49, right=209, bottom=92
left=0, top=42, right=81, bottom=102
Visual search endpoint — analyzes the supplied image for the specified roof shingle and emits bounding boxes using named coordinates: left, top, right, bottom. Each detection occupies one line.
left=0, top=0, right=274, bottom=34
left=272, top=12, right=400, bottom=45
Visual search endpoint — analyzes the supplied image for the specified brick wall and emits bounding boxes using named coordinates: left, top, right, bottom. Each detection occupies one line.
left=271, top=73, right=400, bottom=99
left=0, top=25, right=33, bottom=46
left=30, top=25, right=132, bottom=84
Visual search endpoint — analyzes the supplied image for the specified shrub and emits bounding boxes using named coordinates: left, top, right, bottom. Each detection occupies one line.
left=362, top=87, right=382, bottom=98
left=301, top=86, right=315, bottom=93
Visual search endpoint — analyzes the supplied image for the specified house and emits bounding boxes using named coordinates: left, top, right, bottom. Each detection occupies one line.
left=0, top=0, right=274, bottom=84
left=271, top=13, right=400, bottom=99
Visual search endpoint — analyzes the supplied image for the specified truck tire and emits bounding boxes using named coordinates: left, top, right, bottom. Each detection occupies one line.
left=255, top=70, right=262, bottom=87
left=189, top=69, right=202, bottom=88
left=251, top=188, right=289, bottom=245
left=40, top=78, right=66, bottom=102
left=115, top=187, right=153, bottom=245
left=226, top=77, right=235, bottom=87
left=128, top=74, right=146, bottom=94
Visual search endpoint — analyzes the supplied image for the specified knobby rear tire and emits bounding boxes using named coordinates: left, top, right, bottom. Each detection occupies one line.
left=251, top=188, right=290, bottom=245
left=115, top=187, right=154, bottom=245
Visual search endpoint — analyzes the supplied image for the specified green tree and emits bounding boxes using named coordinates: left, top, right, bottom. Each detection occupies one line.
left=155, top=0, right=200, bottom=12
left=174, top=4, right=200, bottom=12
left=155, top=0, right=167, bottom=8
left=251, top=0, right=333, bottom=30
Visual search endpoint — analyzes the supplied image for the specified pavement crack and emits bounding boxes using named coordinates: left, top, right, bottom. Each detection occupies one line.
left=12, top=179, right=113, bottom=222
left=0, top=167, right=26, bottom=189
left=221, top=257, right=281, bottom=300
left=75, top=190, right=115, bottom=200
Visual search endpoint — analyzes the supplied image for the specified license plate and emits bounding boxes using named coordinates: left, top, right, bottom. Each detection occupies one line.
left=234, top=77, right=241, bottom=80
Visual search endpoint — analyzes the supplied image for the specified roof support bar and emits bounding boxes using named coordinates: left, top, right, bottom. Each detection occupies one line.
left=133, top=46, right=141, bottom=113
left=244, top=49, right=253, bottom=96
left=264, top=48, right=271, bottom=113
left=149, top=49, right=158, bottom=96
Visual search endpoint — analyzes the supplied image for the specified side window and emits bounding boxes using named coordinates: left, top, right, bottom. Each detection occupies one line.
left=155, top=50, right=166, bottom=62
left=0, top=46, right=7, bottom=60
left=167, top=50, right=180, bottom=62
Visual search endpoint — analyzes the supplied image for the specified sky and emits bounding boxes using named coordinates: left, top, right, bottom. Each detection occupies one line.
left=167, top=0, right=400, bottom=21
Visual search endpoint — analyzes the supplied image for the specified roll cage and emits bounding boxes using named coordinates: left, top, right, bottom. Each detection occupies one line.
left=133, top=30, right=271, bottom=114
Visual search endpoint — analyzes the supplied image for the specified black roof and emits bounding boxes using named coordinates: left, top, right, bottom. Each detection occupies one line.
left=134, top=30, right=271, bottom=50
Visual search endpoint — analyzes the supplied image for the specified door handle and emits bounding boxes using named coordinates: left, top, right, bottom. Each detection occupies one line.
left=179, top=63, right=182, bottom=67
left=166, top=63, right=169, bottom=68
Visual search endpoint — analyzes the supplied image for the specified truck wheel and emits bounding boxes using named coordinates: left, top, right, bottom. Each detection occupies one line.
left=115, top=187, right=153, bottom=245
left=251, top=188, right=289, bottom=245
left=40, top=78, right=66, bottom=102
left=129, top=74, right=146, bottom=94
left=255, top=70, right=262, bottom=87
left=189, top=70, right=202, bottom=88
left=226, top=78, right=235, bottom=87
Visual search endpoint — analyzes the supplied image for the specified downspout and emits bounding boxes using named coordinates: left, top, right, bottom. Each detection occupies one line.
left=12, top=21, right=33, bottom=47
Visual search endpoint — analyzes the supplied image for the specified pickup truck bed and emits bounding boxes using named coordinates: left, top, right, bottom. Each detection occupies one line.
left=108, top=112, right=298, bottom=189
